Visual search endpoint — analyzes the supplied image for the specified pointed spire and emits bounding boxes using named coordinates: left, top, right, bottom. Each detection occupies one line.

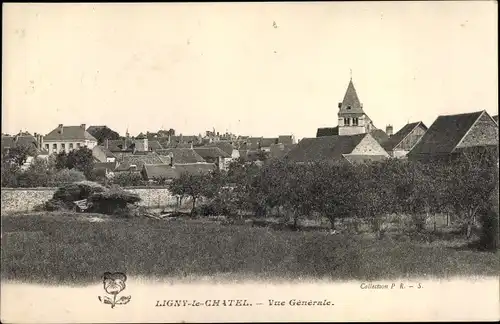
left=339, top=78, right=363, bottom=114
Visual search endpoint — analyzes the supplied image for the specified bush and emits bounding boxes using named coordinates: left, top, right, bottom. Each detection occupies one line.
left=49, top=169, right=86, bottom=186
left=478, top=188, right=499, bottom=251
left=47, top=181, right=106, bottom=210
left=111, top=172, right=144, bottom=187
left=87, top=187, right=141, bottom=217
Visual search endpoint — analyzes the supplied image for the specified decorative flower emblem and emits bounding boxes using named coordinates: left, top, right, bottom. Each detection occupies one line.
left=98, top=272, right=131, bottom=308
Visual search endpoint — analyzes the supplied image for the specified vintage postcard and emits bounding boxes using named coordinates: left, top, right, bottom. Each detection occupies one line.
left=1, top=2, right=499, bottom=323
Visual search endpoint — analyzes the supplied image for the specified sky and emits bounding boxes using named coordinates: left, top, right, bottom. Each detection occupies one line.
left=2, top=2, right=498, bottom=140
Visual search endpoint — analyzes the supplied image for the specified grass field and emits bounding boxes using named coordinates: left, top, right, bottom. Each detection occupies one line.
left=1, top=212, right=498, bottom=285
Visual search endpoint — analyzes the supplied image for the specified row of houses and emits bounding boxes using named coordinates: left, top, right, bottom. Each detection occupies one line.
left=292, top=79, right=498, bottom=165
left=2, top=78, right=498, bottom=178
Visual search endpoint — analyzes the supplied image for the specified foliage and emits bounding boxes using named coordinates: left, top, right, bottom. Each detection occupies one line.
left=111, top=172, right=145, bottom=187
left=51, top=169, right=87, bottom=186
left=2, top=144, right=38, bottom=166
left=48, top=181, right=106, bottom=210
left=87, top=126, right=121, bottom=145
left=168, top=172, right=209, bottom=215
left=87, top=187, right=142, bottom=217
left=1, top=161, right=21, bottom=187
left=55, top=147, right=95, bottom=179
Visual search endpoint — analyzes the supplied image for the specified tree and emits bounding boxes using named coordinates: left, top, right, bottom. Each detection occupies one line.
left=2, top=144, right=37, bottom=166
left=87, top=126, right=120, bottom=145
left=168, top=172, right=208, bottom=215
left=444, top=152, right=497, bottom=239
left=112, top=172, right=144, bottom=187
left=56, top=147, right=95, bottom=179
left=1, top=161, right=21, bottom=187
left=16, top=158, right=53, bottom=187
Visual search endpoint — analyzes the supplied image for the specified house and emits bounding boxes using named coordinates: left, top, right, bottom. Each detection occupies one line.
left=92, top=145, right=117, bottom=163
left=194, top=147, right=231, bottom=170
left=93, top=161, right=118, bottom=179
left=407, top=111, right=498, bottom=162
left=156, top=148, right=206, bottom=164
left=141, top=162, right=216, bottom=181
left=278, top=135, right=295, bottom=145
left=148, top=140, right=164, bottom=151
left=315, top=78, right=390, bottom=146
left=259, top=138, right=279, bottom=152
left=285, top=133, right=389, bottom=164
left=382, top=122, right=428, bottom=158
left=43, top=124, right=98, bottom=154
left=114, top=152, right=169, bottom=172
left=206, top=142, right=240, bottom=160
left=2, top=132, right=49, bottom=169
left=270, top=143, right=297, bottom=159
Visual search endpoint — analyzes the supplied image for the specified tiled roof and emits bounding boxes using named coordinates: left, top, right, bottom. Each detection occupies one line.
left=339, top=80, right=364, bottom=114
left=98, top=146, right=116, bottom=158
left=115, top=152, right=168, bottom=171
left=408, top=111, right=484, bottom=156
left=285, top=134, right=366, bottom=163
left=107, top=139, right=135, bottom=152
left=206, top=142, right=235, bottom=155
left=44, top=125, right=97, bottom=141
left=493, top=115, right=498, bottom=124
left=194, top=147, right=230, bottom=159
left=156, top=148, right=206, bottom=164
left=383, top=122, right=427, bottom=151
left=260, top=138, right=278, bottom=148
left=343, top=154, right=388, bottom=164
left=270, top=143, right=297, bottom=159
left=148, top=140, right=163, bottom=151
left=1, top=135, right=38, bottom=151
left=369, top=129, right=389, bottom=146
left=142, top=163, right=216, bottom=180
left=316, top=127, right=339, bottom=137
left=94, top=161, right=118, bottom=171
left=86, top=125, right=107, bottom=133
left=278, top=135, right=294, bottom=145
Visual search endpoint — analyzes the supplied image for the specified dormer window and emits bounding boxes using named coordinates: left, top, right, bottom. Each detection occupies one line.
left=347, top=106, right=351, bottom=110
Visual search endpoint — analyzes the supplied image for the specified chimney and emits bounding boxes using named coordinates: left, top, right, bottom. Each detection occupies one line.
left=169, top=152, right=174, bottom=167
left=58, top=124, right=63, bottom=135
left=106, top=139, right=109, bottom=149
left=386, top=125, right=393, bottom=137
left=190, top=142, right=193, bottom=149
left=80, top=124, right=86, bottom=130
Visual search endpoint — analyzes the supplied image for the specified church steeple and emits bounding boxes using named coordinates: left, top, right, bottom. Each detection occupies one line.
left=338, top=79, right=364, bottom=115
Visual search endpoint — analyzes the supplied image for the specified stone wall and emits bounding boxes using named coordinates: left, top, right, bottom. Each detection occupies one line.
left=1, top=186, right=184, bottom=213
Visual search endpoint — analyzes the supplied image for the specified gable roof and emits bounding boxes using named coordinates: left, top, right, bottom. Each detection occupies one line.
left=115, top=152, right=168, bottom=171
left=316, top=127, right=339, bottom=137
left=156, top=148, right=206, bottom=164
left=369, top=129, right=389, bottom=145
left=206, top=142, right=235, bottom=155
left=383, top=122, right=427, bottom=151
left=44, top=125, right=97, bottom=142
left=493, top=115, right=498, bottom=124
left=285, top=134, right=367, bottom=163
left=339, top=80, right=364, bottom=114
left=278, top=135, right=294, bottom=145
left=194, top=147, right=231, bottom=159
left=94, top=161, right=118, bottom=171
left=142, top=163, right=216, bottom=180
left=260, top=138, right=278, bottom=148
left=148, top=140, right=163, bottom=151
left=95, top=145, right=116, bottom=158
left=270, top=143, right=297, bottom=159
left=1, top=135, right=38, bottom=151
left=408, top=111, right=485, bottom=156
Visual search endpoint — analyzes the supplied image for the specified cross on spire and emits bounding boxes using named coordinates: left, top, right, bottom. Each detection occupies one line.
left=350, top=68, right=352, bottom=81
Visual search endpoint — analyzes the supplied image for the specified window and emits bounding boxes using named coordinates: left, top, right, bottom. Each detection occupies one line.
left=69, top=143, right=74, bottom=150
left=52, top=143, right=57, bottom=152
left=45, top=144, right=49, bottom=151
left=61, top=143, right=65, bottom=151
left=344, top=117, right=351, bottom=126
left=76, top=143, right=81, bottom=148
left=353, top=117, right=359, bottom=126
left=347, top=106, right=351, bottom=110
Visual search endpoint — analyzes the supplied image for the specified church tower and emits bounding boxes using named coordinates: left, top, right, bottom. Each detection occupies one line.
left=337, top=78, right=374, bottom=136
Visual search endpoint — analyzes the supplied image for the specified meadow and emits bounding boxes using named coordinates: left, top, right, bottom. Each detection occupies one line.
left=2, top=212, right=498, bottom=285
